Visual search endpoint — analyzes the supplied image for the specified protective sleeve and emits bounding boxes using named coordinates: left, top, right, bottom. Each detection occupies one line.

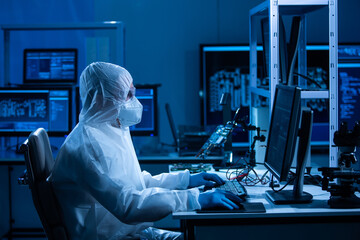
left=76, top=159, right=201, bottom=225
left=141, top=170, right=190, bottom=190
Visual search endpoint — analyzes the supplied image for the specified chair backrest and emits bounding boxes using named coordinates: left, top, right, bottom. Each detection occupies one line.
left=21, top=128, right=69, bottom=240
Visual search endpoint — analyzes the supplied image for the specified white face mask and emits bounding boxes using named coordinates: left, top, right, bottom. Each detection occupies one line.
left=117, top=97, right=143, bottom=127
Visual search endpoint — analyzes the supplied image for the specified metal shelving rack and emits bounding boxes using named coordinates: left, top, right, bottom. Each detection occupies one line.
left=1, top=21, right=125, bottom=86
left=249, top=0, right=338, bottom=167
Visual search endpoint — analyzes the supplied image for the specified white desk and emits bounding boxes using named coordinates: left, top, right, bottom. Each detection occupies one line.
left=173, top=184, right=360, bottom=240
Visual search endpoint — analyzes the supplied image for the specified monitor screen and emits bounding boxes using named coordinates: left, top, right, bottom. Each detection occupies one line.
left=200, top=44, right=264, bottom=147
left=306, top=44, right=360, bottom=146
left=264, top=85, right=301, bottom=182
left=338, top=45, right=360, bottom=129
left=0, top=87, right=72, bottom=136
left=23, top=48, right=78, bottom=84
left=75, top=85, right=158, bottom=136
left=130, top=85, right=158, bottom=136
left=338, top=64, right=360, bottom=127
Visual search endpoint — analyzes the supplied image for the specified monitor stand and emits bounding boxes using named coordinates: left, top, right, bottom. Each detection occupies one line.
left=266, top=109, right=313, bottom=204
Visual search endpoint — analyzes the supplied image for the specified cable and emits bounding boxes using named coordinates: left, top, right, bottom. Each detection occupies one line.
left=239, top=166, right=270, bottom=186
left=305, top=173, right=322, bottom=187
left=223, top=155, right=270, bottom=186
left=270, top=174, right=296, bottom=193
left=293, top=72, right=323, bottom=89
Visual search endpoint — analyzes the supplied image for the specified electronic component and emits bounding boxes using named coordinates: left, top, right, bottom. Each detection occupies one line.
left=195, top=108, right=243, bottom=159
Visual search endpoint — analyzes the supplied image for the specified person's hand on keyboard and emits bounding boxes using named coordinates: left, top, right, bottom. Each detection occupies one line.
left=198, top=189, right=244, bottom=210
left=188, top=172, right=225, bottom=188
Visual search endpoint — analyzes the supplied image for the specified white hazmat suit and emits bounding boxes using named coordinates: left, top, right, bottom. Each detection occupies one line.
left=49, top=62, right=201, bottom=239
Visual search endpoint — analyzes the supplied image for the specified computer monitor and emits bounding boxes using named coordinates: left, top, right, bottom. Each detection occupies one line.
left=305, top=44, right=360, bottom=146
left=287, top=16, right=302, bottom=85
left=0, top=87, right=72, bottom=136
left=260, top=16, right=289, bottom=85
left=200, top=44, right=264, bottom=148
left=338, top=45, right=360, bottom=129
left=23, top=48, right=78, bottom=84
left=261, top=16, right=303, bottom=86
left=130, top=85, right=158, bottom=136
left=338, top=45, right=360, bottom=168
left=74, top=85, right=158, bottom=136
left=264, top=84, right=313, bottom=204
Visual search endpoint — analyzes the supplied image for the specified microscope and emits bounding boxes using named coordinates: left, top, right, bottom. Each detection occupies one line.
left=319, top=121, right=360, bottom=208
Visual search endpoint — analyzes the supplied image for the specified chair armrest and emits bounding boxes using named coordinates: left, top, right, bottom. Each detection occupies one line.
left=18, top=169, right=29, bottom=185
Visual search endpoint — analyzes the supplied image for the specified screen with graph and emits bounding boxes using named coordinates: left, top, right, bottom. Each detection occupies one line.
left=0, top=87, right=72, bottom=136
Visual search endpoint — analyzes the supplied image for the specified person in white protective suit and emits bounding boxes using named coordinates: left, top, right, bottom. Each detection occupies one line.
left=49, top=62, right=243, bottom=240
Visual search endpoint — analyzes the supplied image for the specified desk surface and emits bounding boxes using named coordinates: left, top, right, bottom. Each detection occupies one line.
left=173, top=184, right=360, bottom=220
left=173, top=183, right=360, bottom=240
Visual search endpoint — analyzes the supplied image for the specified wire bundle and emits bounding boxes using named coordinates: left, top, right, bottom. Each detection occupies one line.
left=221, top=156, right=270, bottom=186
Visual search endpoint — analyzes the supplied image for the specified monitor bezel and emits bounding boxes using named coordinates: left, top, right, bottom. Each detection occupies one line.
left=264, top=84, right=302, bottom=182
left=0, top=86, right=73, bottom=137
left=23, top=48, right=78, bottom=84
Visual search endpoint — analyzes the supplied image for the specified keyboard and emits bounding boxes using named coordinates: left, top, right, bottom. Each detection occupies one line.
left=197, top=180, right=266, bottom=213
left=216, top=180, right=247, bottom=198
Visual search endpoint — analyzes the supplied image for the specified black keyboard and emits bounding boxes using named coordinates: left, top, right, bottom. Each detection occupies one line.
left=216, top=180, right=247, bottom=198
left=197, top=180, right=266, bottom=214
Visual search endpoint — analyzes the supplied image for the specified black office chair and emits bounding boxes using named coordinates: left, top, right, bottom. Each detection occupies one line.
left=20, top=128, right=69, bottom=240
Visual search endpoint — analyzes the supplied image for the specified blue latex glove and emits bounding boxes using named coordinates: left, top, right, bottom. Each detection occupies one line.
left=198, top=189, right=244, bottom=210
left=188, top=172, right=225, bottom=188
